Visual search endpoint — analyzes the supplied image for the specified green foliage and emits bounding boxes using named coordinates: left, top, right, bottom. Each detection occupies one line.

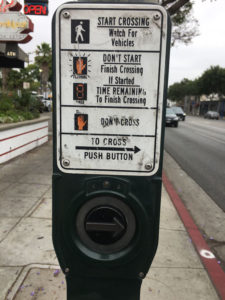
left=198, top=66, right=225, bottom=96
left=168, top=78, right=200, bottom=101
left=0, top=92, right=40, bottom=124
left=0, top=110, right=33, bottom=123
left=23, top=63, right=40, bottom=80
left=172, top=2, right=193, bottom=26
left=7, top=70, right=22, bottom=90
left=30, top=81, right=40, bottom=91
left=6, top=64, right=41, bottom=92
left=29, top=95, right=44, bottom=114
left=14, top=92, right=31, bottom=109
left=35, top=42, right=52, bottom=66
left=34, top=43, right=52, bottom=93
left=168, top=65, right=225, bottom=102
left=0, top=94, right=14, bottom=112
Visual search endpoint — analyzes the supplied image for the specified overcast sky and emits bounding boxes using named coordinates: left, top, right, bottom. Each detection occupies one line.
left=20, top=0, right=225, bottom=86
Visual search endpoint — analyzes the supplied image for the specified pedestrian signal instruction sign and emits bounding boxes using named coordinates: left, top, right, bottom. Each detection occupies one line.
left=54, top=3, right=169, bottom=176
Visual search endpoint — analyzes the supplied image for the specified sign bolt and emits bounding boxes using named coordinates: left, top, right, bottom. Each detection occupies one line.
left=63, top=11, right=70, bottom=18
left=145, top=163, right=153, bottom=170
left=63, top=159, right=70, bottom=167
left=154, top=14, right=160, bottom=21
left=103, top=180, right=111, bottom=189
left=139, top=272, right=145, bottom=279
left=65, top=268, right=70, bottom=273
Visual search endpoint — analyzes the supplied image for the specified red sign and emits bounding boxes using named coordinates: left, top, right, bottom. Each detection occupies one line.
left=24, top=3, right=48, bottom=16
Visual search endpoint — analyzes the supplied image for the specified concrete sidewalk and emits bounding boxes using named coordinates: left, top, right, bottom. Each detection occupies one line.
left=0, top=140, right=219, bottom=300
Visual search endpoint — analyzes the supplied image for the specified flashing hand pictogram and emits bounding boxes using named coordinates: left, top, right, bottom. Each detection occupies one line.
left=76, top=58, right=86, bottom=75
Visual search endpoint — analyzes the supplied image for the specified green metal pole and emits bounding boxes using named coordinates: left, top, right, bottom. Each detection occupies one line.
left=52, top=1, right=171, bottom=300
left=66, top=277, right=142, bottom=300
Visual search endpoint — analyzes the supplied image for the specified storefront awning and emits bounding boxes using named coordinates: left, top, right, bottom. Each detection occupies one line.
left=0, top=43, right=29, bottom=68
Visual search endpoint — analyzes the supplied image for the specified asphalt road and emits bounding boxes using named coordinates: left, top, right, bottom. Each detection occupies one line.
left=164, top=116, right=225, bottom=212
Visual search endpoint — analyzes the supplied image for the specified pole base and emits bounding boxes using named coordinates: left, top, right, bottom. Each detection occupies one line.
left=66, top=276, right=142, bottom=300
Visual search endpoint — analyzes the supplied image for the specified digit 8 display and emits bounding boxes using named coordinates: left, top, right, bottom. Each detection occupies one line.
left=76, top=84, right=85, bottom=100
left=73, top=83, right=87, bottom=101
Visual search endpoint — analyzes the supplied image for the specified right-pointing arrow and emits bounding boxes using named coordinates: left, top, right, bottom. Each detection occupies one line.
left=86, top=217, right=125, bottom=237
left=76, top=146, right=141, bottom=154
left=134, top=146, right=141, bottom=154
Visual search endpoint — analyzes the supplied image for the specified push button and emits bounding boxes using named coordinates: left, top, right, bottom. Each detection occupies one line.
left=76, top=196, right=136, bottom=254
left=85, top=206, right=127, bottom=245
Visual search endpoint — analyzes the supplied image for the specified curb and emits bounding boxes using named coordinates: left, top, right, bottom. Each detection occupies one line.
left=163, top=172, right=225, bottom=299
left=0, top=116, right=50, bottom=132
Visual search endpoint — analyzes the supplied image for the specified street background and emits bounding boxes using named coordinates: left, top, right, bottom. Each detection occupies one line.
left=0, top=114, right=225, bottom=299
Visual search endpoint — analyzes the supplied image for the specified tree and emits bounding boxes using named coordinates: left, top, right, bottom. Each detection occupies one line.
left=21, top=64, right=40, bottom=82
left=168, top=78, right=200, bottom=102
left=1, top=68, right=10, bottom=92
left=5, top=64, right=40, bottom=91
left=34, top=42, right=52, bottom=95
left=161, top=0, right=218, bottom=46
left=168, top=65, right=225, bottom=103
left=168, top=81, right=185, bottom=102
left=198, top=66, right=225, bottom=97
left=20, top=64, right=40, bottom=90
left=7, top=70, right=22, bottom=90
left=161, top=0, right=199, bottom=46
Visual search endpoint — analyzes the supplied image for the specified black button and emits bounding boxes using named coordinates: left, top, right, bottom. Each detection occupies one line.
left=85, top=206, right=127, bottom=245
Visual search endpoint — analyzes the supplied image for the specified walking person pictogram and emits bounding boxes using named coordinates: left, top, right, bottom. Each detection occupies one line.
left=71, top=20, right=90, bottom=44
left=75, top=21, right=85, bottom=42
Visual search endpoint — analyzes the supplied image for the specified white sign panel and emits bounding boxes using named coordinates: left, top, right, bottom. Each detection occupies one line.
left=55, top=3, right=169, bottom=176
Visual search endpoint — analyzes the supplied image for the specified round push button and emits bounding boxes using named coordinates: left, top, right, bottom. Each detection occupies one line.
left=76, top=196, right=136, bottom=254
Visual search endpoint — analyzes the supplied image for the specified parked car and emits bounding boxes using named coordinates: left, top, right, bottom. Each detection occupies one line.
left=172, top=106, right=186, bottom=121
left=42, top=98, right=52, bottom=112
left=37, top=96, right=52, bottom=112
left=166, top=108, right=179, bottom=127
left=204, top=111, right=219, bottom=120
